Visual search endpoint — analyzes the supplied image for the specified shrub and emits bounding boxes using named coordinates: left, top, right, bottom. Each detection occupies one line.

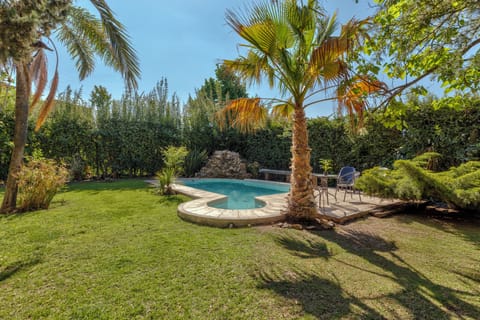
left=156, top=167, right=175, bottom=195
left=247, top=161, right=260, bottom=178
left=183, top=148, right=208, bottom=177
left=17, top=158, right=69, bottom=211
left=162, top=146, right=188, bottom=176
left=356, top=153, right=480, bottom=211
left=69, top=153, right=87, bottom=181
left=318, top=159, right=333, bottom=174
left=156, top=146, right=188, bottom=195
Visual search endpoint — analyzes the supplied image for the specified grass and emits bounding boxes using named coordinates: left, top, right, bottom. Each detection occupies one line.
left=1, top=179, right=479, bottom=319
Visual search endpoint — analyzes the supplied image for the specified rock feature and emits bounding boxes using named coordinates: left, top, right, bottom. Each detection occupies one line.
left=197, top=150, right=249, bottom=179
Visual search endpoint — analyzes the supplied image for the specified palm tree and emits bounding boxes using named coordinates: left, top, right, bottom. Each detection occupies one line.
left=219, top=0, right=379, bottom=222
left=0, top=0, right=140, bottom=213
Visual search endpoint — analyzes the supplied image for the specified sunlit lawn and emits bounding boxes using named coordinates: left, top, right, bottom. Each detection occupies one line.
left=1, top=180, right=479, bottom=319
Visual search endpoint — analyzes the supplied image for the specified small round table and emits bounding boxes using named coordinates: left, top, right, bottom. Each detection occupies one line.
left=312, top=174, right=337, bottom=209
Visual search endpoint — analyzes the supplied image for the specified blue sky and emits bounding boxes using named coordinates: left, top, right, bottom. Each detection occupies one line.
left=57, top=1, right=375, bottom=117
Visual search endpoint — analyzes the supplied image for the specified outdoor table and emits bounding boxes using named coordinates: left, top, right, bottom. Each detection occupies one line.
left=312, top=173, right=338, bottom=209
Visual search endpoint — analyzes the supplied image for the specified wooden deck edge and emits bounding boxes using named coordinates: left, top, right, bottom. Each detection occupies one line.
left=319, top=201, right=427, bottom=224
left=318, top=210, right=371, bottom=224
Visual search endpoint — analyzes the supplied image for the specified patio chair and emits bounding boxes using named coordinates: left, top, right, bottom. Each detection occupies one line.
left=335, top=166, right=362, bottom=202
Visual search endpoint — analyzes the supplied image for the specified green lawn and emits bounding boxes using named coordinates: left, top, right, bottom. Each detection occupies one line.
left=1, top=180, right=479, bottom=319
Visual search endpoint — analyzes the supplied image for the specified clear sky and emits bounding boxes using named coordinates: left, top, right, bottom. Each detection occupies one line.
left=56, top=0, right=375, bottom=117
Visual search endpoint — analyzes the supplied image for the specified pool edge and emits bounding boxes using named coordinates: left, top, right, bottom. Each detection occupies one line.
left=172, top=181, right=288, bottom=228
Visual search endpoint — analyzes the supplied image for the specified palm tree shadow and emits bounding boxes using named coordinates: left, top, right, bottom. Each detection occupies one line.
left=258, top=272, right=385, bottom=319
left=395, top=212, right=480, bottom=249
left=274, top=235, right=332, bottom=259
left=317, top=229, right=480, bottom=319
left=266, top=228, right=479, bottom=318
left=0, top=257, right=41, bottom=282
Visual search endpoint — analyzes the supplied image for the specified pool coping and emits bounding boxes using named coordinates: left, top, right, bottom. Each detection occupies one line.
left=173, top=179, right=288, bottom=228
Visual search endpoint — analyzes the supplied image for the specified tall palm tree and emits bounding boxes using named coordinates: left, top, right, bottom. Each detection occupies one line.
left=0, top=0, right=140, bottom=213
left=219, top=0, right=379, bottom=221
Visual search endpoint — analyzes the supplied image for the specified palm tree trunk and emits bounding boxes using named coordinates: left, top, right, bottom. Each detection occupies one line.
left=286, top=105, right=317, bottom=221
left=1, top=63, right=30, bottom=213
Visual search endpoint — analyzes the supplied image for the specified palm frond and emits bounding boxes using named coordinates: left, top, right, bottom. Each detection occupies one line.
left=224, top=51, right=273, bottom=86
left=337, top=76, right=388, bottom=129
left=89, top=0, right=140, bottom=90
left=216, top=97, right=267, bottom=133
left=29, top=49, right=48, bottom=110
left=35, top=69, right=58, bottom=132
left=272, top=102, right=294, bottom=120
left=56, top=20, right=95, bottom=80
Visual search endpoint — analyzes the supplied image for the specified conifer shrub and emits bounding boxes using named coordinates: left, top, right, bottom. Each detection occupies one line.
left=356, top=153, right=480, bottom=211
left=17, top=158, right=69, bottom=211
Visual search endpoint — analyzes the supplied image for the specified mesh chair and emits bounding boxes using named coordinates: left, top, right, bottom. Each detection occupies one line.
left=335, top=166, right=362, bottom=202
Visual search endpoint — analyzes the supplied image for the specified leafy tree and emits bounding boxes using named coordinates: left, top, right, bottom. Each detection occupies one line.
left=219, top=0, right=379, bottom=221
left=183, top=65, right=249, bottom=155
left=199, top=64, right=248, bottom=102
left=363, top=0, right=479, bottom=102
left=0, top=0, right=140, bottom=212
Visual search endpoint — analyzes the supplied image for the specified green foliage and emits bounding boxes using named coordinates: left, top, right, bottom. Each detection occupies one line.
left=156, top=167, right=176, bottom=196
left=361, top=0, right=479, bottom=97
left=16, top=158, right=69, bottom=212
left=156, top=146, right=188, bottom=195
left=34, top=84, right=182, bottom=179
left=183, top=66, right=249, bottom=156
left=199, top=64, right=248, bottom=102
left=308, top=118, right=348, bottom=172
left=390, top=96, right=480, bottom=169
left=161, top=146, right=188, bottom=176
left=69, top=153, right=89, bottom=181
left=183, top=149, right=208, bottom=177
left=356, top=153, right=480, bottom=211
left=242, top=124, right=292, bottom=170
left=0, top=0, right=71, bottom=63
left=319, top=159, right=333, bottom=174
left=247, top=161, right=260, bottom=178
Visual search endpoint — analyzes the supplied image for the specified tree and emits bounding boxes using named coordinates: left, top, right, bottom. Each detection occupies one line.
left=219, top=0, right=377, bottom=221
left=363, top=0, right=479, bottom=103
left=0, top=0, right=140, bottom=213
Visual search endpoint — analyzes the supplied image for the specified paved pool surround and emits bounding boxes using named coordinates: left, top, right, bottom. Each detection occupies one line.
left=173, top=179, right=289, bottom=228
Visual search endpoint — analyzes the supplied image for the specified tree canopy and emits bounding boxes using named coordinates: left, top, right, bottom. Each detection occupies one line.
left=362, top=0, right=480, bottom=102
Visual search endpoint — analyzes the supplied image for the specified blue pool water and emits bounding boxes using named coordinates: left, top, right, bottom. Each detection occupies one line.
left=182, top=179, right=290, bottom=210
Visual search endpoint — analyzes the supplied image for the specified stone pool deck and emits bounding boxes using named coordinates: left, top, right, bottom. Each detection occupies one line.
left=147, top=180, right=404, bottom=227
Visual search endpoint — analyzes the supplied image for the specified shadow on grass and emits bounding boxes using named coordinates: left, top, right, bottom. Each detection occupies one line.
left=259, top=273, right=384, bottom=319
left=395, top=211, right=480, bottom=249
left=320, top=229, right=480, bottom=319
left=0, top=257, right=41, bottom=282
left=263, top=228, right=480, bottom=319
left=274, top=235, right=332, bottom=260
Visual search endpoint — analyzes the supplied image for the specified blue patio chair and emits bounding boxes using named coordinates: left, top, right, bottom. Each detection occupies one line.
left=335, top=166, right=362, bottom=202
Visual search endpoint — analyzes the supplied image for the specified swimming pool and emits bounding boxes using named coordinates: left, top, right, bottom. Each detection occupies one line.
left=181, top=178, right=290, bottom=210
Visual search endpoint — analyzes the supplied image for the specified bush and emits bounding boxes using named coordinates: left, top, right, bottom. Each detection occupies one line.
left=162, top=146, right=188, bottom=176
left=247, top=161, right=260, bottom=178
left=183, top=149, right=208, bottom=177
left=17, top=158, right=69, bottom=211
left=156, top=167, right=175, bottom=195
left=69, top=154, right=87, bottom=181
left=155, top=146, right=188, bottom=195
left=356, top=153, right=480, bottom=211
